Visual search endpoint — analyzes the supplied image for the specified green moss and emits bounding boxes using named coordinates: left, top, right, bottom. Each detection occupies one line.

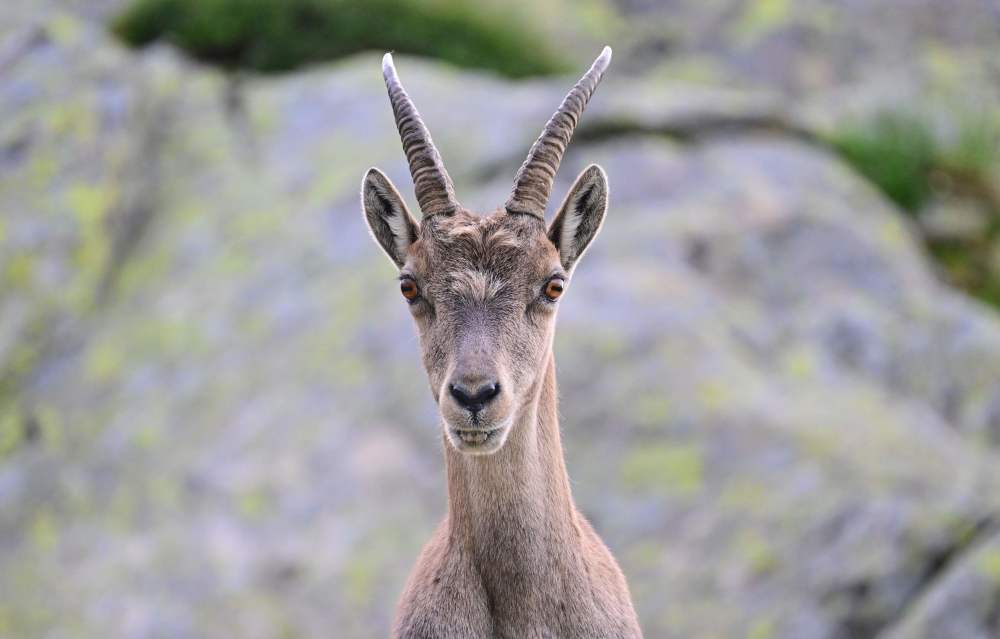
left=238, top=488, right=272, bottom=520
left=976, top=548, right=1000, bottom=584
left=720, top=481, right=767, bottom=511
left=697, top=381, right=730, bottom=410
left=621, top=443, right=704, bottom=495
left=0, top=317, right=51, bottom=453
left=30, top=511, right=59, bottom=552
left=84, top=340, right=126, bottom=383
left=736, top=530, right=778, bottom=575
left=112, top=0, right=569, bottom=78
left=0, top=409, right=21, bottom=457
left=48, top=12, right=84, bottom=45
left=0, top=601, right=55, bottom=638
left=343, top=554, right=377, bottom=608
left=735, top=0, right=790, bottom=42
left=133, top=423, right=164, bottom=450
left=747, top=617, right=777, bottom=639
left=67, top=183, right=113, bottom=224
left=781, top=348, right=816, bottom=380
left=4, top=253, right=35, bottom=289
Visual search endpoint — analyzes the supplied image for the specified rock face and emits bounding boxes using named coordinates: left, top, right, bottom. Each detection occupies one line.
left=612, top=0, right=1000, bottom=96
left=2, top=7, right=1000, bottom=639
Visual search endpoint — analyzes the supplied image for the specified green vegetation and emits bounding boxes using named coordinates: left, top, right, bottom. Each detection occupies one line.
left=828, top=110, right=1000, bottom=308
left=828, top=112, right=939, bottom=212
left=828, top=110, right=1000, bottom=214
left=946, top=112, right=1000, bottom=181
left=112, top=0, right=569, bottom=77
left=929, top=231, right=1000, bottom=309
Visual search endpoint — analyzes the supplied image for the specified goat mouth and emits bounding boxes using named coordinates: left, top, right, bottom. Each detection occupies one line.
left=454, top=428, right=501, bottom=446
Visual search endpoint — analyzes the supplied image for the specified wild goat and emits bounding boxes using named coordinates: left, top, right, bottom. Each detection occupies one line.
left=362, top=47, right=642, bottom=638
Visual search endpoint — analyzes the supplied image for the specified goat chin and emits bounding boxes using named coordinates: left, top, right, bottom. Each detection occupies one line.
left=444, top=414, right=514, bottom=456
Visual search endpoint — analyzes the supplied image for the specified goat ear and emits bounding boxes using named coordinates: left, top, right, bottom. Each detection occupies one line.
left=547, top=165, right=608, bottom=272
left=362, top=168, right=419, bottom=268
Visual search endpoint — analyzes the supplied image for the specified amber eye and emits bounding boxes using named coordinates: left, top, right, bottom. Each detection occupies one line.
left=544, top=278, right=565, bottom=301
left=400, top=278, right=419, bottom=301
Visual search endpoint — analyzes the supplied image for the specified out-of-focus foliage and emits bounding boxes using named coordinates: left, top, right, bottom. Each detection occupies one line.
left=829, top=111, right=1000, bottom=214
left=828, top=112, right=939, bottom=212
left=828, top=110, right=1000, bottom=308
left=946, top=112, right=1000, bottom=181
left=111, top=0, right=569, bottom=77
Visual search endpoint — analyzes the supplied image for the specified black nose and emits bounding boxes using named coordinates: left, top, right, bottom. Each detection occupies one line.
left=449, top=382, right=500, bottom=413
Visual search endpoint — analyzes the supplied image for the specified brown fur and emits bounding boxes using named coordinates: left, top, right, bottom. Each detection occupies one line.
left=362, top=175, right=642, bottom=637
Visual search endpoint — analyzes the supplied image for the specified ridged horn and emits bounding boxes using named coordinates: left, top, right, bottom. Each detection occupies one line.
left=505, top=46, right=612, bottom=219
left=382, top=52, right=459, bottom=218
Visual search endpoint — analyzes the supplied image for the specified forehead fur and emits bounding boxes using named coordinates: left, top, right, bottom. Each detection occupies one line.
left=410, top=210, right=557, bottom=301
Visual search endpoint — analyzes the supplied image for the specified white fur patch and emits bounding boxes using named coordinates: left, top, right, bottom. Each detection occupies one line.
left=450, top=269, right=505, bottom=302
left=384, top=202, right=413, bottom=258
left=559, top=196, right=583, bottom=264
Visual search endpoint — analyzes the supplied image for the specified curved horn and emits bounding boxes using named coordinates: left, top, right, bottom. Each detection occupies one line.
left=382, top=53, right=459, bottom=218
left=505, top=46, right=612, bottom=219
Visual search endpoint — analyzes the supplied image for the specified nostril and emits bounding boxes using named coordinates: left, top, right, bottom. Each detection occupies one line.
left=449, top=383, right=472, bottom=408
left=478, top=383, right=500, bottom=404
left=449, top=382, right=501, bottom=412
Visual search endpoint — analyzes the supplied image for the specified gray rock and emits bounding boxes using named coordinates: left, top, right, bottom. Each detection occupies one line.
left=880, top=527, right=1000, bottom=639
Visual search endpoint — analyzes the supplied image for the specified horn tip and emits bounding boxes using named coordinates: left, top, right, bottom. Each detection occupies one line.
left=589, top=46, right=612, bottom=75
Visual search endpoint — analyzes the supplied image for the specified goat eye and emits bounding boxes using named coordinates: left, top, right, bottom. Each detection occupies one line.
left=544, top=278, right=565, bottom=301
left=400, top=278, right=419, bottom=301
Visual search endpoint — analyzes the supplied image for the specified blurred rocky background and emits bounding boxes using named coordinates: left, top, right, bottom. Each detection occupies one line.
left=2, top=1, right=1000, bottom=637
